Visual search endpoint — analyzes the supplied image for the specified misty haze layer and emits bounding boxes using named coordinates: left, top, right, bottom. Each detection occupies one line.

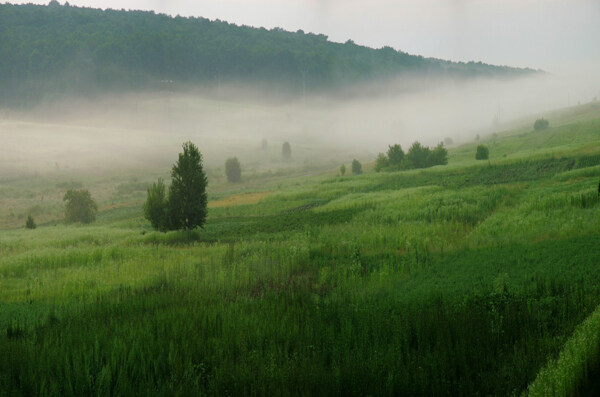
left=1, top=73, right=597, bottom=177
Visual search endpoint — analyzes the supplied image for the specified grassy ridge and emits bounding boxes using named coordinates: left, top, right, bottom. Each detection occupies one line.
left=1, top=104, right=600, bottom=395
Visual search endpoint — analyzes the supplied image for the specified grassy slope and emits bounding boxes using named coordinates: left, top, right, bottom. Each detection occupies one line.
left=0, top=102, right=600, bottom=395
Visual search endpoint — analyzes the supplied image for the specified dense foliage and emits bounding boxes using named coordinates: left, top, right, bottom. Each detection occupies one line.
left=25, top=215, right=36, bottom=229
left=225, top=157, right=242, bottom=183
left=63, top=189, right=98, bottom=224
left=0, top=3, right=537, bottom=106
left=143, top=178, right=168, bottom=232
left=144, top=142, right=208, bottom=231
left=351, top=159, right=362, bottom=175
left=476, top=144, right=490, bottom=160
left=534, top=118, right=550, bottom=130
left=376, top=141, right=448, bottom=172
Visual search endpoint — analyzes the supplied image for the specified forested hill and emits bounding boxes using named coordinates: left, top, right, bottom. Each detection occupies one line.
left=0, top=2, right=537, bottom=106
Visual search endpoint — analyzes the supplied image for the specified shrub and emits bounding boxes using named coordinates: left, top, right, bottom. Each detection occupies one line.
left=534, top=118, right=549, bottom=130
left=282, top=141, right=292, bottom=160
left=143, top=178, right=168, bottom=231
left=339, top=164, right=346, bottom=176
left=374, top=153, right=389, bottom=172
left=406, top=142, right=431, bottom=169
left=225, top=157, right=242, bottom=183
left=428, top=142, right=448, bottom=166
left=25, top=215, right=36, bottom=229
left=63, top=189, right=97, bottom=224
left=351, top=159, right=362, bottom=175
left=476, top=145, right=490, bottom=160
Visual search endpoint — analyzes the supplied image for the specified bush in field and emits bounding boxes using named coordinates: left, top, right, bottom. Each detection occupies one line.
left=143, top=178, right=168, bottom=231
left=282, top=141, right=292, bottom=160
left=63, top=189, right=97, bottom=224
left=387, top=144, right=405, bottom=166
left=406, top=141, right=431, bottom=169
left=476, top=145, right=490, bottom=160
left=225, top=157, right=242, bottom=183
left=374, top=153, right=389, bottom=172
left=339, top=164, right=346, bottom=176
left=144, top=142, right=208, bottom=231
left=428, top=142, right=448, bottom=166
left=25, top=215, right=36, bottom=229
left=534, top=118, right=549, bottom=130
left=351, top=159, right=362, bottom=175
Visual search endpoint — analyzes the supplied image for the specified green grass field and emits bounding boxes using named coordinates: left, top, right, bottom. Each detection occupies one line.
left=1, top=101, right=600, bottom=395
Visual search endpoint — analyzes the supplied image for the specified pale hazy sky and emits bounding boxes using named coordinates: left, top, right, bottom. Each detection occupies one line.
left=10, top=0, right=600, bottom=74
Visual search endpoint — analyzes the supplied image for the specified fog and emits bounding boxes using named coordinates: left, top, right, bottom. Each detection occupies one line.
left=1, top=72, right=598, bottom=178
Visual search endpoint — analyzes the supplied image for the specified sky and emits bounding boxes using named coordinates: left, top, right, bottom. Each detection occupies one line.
left=9, top=0, right=600, bottom=74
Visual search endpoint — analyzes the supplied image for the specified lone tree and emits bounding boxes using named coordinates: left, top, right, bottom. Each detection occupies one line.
left=476, top=145, right=490, bottom=160
left=25, top=215, right=36, bottom=229
left=339, top=164, right=346, bottom=176
left=351, top=159, right=362, bottom=175
left=168, top=142, right=208, bottom=230
left=534, top=118, right=549, bottom=130
left=225, top=157, right=242, bottom=183
left=144, top=142, right=208, bottom=231
left=282, top=141, right=292, bottom=160
left=63, top=189, right=97, bottom=224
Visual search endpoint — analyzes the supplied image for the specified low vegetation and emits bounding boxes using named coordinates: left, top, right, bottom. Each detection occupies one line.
left=0, top=104, right=599, bottom=395
left=375, top=141, right=448, bottom=172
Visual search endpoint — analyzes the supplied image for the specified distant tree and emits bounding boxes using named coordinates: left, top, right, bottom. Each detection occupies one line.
left=387, top=144, right=404, bottom=166
left=475, top=134, right=480, bottom=142
left=406, top=141, right=431, bottom=169
left=225, top=157, right=242, bottom=183
left=261, top=139, right=268, bottom=150
left=143, top=178, right=168, bottom=231
left=25, top=215, right=36, bottom=229
left=339, top=164, right=346, bottom=176
left=63, top=189, right=97, bottom=224
left=444, top=137, right=454, bottom=146
left=351, top=159, right=362, bottom=175
left=476, top=145, right=489, bottom=160
left=167, top=142, right=208, bottom=230
left=534, top=118, right=549, bottom=130
left=374, top=153, right=390, bottom=172
left=427, top=142, right=448, bottom=166
left=282, top=141, right=292, bottom=160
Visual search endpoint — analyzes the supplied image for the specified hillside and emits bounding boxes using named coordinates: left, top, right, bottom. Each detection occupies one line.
left=0, top=2, right=538, bottom=106
left=0, top=102, right=599, bottom=394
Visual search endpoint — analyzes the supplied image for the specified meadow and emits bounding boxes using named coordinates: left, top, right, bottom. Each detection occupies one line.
left=1, top=101, right=600, bottom=395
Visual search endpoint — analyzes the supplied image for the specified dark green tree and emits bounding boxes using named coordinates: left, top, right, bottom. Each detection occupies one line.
left=63, top=189, right=97, bottom=224
left=25, top=215, right=36, bottom=229
left=167, top=142, right=208, bottom=230
left=225, top=157, right=242, bottom=183
left=351, top=159, right=362, bottom=175
left=282, top=142, right=292, bottom=160
left=387, top=144, right=404, bottom=166
left=534, top=118, right=549, bottom=130
left=374, top=153, right=390, bottom=172
left=339, top=164, right=346, bottom=176
left=143, top=178, right=168, bottom=231
left=475, top=145, right=490, bottom=160
left=406, top=142, right=431, bottom=169
left=427, top=142, right=448, bottom=166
